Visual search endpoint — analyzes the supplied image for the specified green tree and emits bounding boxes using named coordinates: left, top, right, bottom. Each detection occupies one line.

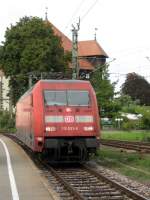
left=90, top=64, right=115, bottom=117
left=134, top=106, right=150, bottom=130
left=121, top=72, right=150, bottom=106
left=0, top=16, right=70, bottom=105
left=113, top=94, right=137, bottom=113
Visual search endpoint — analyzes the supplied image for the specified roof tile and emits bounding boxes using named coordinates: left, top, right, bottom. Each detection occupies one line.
left=46, top=21, right=72, bottom=51
left=78, top=40, right=108, bottom=57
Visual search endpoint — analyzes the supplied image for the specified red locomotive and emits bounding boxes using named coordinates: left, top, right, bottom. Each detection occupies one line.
left=16, top=80, right=100, bottom=161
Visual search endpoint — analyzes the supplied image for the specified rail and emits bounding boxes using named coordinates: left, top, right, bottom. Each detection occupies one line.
left=101, top=139, right=150, bottom=153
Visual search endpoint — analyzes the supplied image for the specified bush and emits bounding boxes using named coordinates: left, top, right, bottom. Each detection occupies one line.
left=120, top=105, right=150, bottom=130
left=122, top=120, right=140, bottom=131
left=0, top=111, right=15, bottom=132
left=141, top=114, right=150, bottom=130
left=135, top=106, right=150, bottom=129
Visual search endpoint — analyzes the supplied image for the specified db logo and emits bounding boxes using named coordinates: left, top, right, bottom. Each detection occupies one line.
left=64, top=116, right=74, bottom=123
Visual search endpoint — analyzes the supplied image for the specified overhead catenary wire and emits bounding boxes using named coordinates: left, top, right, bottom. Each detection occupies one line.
left=64, top=0, right=86, bottom=31
left=64, top=0, right=99, bottom=34
left=80, top=0, right=99, bottom=22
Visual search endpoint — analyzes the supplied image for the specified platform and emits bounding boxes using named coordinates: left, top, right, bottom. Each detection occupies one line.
left=0, top=134, right=57, bottom=200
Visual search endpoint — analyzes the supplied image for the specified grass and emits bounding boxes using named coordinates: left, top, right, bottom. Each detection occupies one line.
left=0, top=128, right=16, bottom=133
left=96, top=147, right=150, bottom=184
left=101, top=130, right=150, bottom=142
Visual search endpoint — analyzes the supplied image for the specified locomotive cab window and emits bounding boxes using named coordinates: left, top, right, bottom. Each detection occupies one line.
left=67, top=90, right=90, bottom=106
left=44, top=90, right=90, bottom=106
left=44, top=90, right=67, bottom=106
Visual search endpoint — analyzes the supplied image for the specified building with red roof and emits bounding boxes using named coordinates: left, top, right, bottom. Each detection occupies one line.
left=46, top=20, right=108, bottom=78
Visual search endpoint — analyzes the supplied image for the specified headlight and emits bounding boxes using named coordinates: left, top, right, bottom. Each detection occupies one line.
left=46, top=127, right=56, bottom=131
left=84, top=126, right=94, bottom=131
left=37, top=137, right=43, bottom=141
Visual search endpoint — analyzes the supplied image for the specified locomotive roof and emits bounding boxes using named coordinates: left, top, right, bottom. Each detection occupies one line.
left=17, top=79, right=90, bottom=103
left=39, top=79, right=89, bottom=83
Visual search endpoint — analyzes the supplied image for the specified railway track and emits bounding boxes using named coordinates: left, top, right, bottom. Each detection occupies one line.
left=100, top=139, right=150, bottom=153
left=45, top=163, right=149, bottom=200
left=4, top=134, right=149, bottom=200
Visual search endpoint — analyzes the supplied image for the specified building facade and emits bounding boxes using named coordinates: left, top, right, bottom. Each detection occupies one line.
left=0, top=70, right=10, bottom=111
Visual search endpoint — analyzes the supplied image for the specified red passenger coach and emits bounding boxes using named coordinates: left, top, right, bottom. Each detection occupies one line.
left=16, top=80, right=100, bottom=161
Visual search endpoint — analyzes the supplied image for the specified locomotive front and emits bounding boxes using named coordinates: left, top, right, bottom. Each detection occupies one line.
left=41, top=80, right=100, bottom=161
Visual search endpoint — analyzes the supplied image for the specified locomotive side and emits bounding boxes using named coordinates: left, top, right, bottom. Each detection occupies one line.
left=16, top=80, right=100, bottom=161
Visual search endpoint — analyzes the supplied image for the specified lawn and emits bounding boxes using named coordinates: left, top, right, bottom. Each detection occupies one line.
left=96, top=130, right=150, bottom=184
left=97, top=147, right=150, bottom=184
left=101, top=130, right=150, bottom=142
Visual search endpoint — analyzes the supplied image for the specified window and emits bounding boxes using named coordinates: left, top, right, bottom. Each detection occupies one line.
left=44, top=90, right=90, bottom=106
left=68, top=90, right=90, bottom=106
left=44, top=90, right=67, bottom=106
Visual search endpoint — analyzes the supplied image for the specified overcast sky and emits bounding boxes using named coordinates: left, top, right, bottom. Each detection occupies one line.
left=0, top=0, right=150, bottom=90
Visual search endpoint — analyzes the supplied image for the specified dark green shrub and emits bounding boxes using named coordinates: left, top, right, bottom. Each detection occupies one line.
left=0, top=111, right=15, bottom=132
left=122, top=120, right=139, bottom=131
left=135, top=106, right=150, bottom=129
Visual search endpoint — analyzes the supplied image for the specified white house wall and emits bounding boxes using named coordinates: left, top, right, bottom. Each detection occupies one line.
left=0, top=73, right=10, bottom=111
